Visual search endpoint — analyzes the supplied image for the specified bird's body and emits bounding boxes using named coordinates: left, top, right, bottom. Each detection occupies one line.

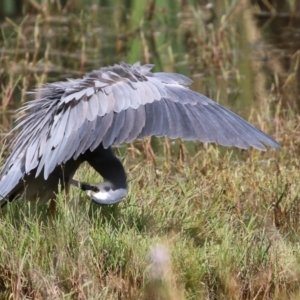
left=0, top=62, right=280, bottom=207
left=3, top=158, right=82, bottom=206
left=0, top=143, right=127, bottom=206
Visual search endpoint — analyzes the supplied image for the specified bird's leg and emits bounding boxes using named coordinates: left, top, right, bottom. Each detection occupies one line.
left=48, top=198, right=56, bottom=220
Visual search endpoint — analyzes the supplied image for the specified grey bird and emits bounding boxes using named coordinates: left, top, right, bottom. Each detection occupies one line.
left=0, top=62, right=280, bottom=208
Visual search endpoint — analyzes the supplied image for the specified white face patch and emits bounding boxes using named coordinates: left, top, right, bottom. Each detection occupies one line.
left=87, top=188, right=127, bottom=205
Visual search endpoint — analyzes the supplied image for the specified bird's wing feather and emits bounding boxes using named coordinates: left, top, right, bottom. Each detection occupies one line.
left=0, top=62, right=280, bottom=198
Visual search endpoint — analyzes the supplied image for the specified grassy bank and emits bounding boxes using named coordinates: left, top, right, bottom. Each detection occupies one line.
left=1, top=0, right=300, bottom=299
left=1, top=120, right=299, bottom=299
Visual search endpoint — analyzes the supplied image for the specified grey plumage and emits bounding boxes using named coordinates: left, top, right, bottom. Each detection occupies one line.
left=0, top=62, right=280, bottom=206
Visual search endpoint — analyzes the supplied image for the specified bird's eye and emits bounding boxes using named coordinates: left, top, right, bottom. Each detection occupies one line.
left=104, top=186, right=111, bottom=192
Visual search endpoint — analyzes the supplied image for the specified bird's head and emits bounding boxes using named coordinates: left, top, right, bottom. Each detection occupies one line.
left=86, top=181, right=127, bottom=205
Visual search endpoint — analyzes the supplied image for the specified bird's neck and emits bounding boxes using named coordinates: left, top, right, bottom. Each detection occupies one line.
left=83, top=144, right=127, bottom=190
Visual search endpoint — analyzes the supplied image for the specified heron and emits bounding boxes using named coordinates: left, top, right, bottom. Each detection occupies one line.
left=0, top=62, right=280, bottom=209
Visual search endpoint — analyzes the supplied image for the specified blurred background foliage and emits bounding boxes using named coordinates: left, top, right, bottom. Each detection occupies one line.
left=1, top=0, right=299, bottom=154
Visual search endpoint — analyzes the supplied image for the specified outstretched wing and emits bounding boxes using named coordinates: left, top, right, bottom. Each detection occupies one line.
left=0, top=62, right=280, bottom=191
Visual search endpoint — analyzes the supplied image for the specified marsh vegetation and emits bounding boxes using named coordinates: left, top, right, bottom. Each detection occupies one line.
left=0, top=0, right=300, bottom=299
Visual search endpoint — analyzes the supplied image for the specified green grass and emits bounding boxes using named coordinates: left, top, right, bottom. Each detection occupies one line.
left=1, top=134, right=300, bottom=299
